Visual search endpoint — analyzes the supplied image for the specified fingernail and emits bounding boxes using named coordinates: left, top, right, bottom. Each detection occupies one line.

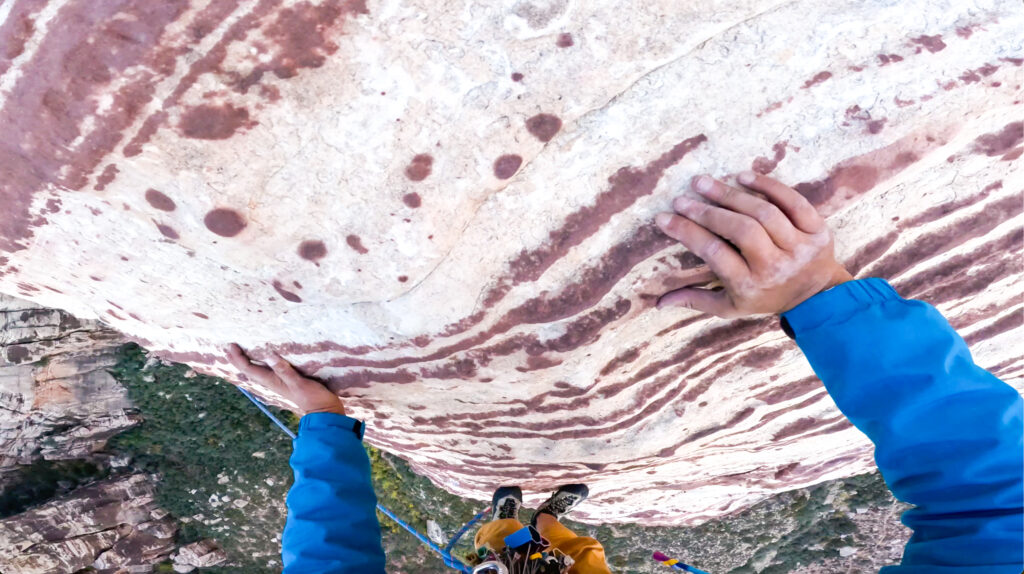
left=655, top=212, right=673, bottom=228
left=694, top=175, right=713, bottom=192
left=737, top=171, right=756, bottom=185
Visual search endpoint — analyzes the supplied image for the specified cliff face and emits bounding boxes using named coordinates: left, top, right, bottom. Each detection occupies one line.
left=0, top=297, right=229, bottom=573
left=0, top=0, right=1021, bottom=525
left=0, top=294, right=136, bottom=487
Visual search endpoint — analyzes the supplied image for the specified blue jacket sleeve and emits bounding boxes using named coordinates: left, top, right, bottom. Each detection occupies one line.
left=281, top=412, right=386, bottom=574
left=782, top=278, right=1023, bottom=573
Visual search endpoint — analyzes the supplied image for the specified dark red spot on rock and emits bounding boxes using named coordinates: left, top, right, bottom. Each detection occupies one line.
left=894, top=96, right=915, bottom=107
left=293, top=281, right=302, bottom=289
left=972, top=122, right=1023, bottom=157
left=912, top=34, right=946, bottom=53
left=752, top=142, right=788, bottom=174
left=398, top=275, right=408, bottom=282
left=977, top=63, right=999, bottom=76
left=960, top=69, right=982, bottom=84
left=867, top=119, right=887, bottom=134
left=1002, top=147, right=1023, bottom=162
left=556, top=33, right=573, bottom=48
left=1001, top=57, right=1023, bottom=67
left=145, top=188, right=176, bottom=211
left=511, top=72, right=524, bottom=82
left=180, top=104, right=254, bottom=140
left=405, top=154, right=434, bottom=181
left=298, top=239, right=328, bottom=261
left=272, top=280, right=303, bottom=303
left=955, top=25, right=974, bottom=39
left=493, top=154, right=523, bottom=179
left=346, top=234, right=368, bottom=254
left=94, top=164, right=119, bottom=191
left=877, top=53, right=903, bottom=66
left=801, top=71, right=832, bottom=89
left=757, top=101, right=784, bottom=117
left=193, top=312, right=209, bottom=319
left=204, top=208, right=246, bottom=237
left=525, top=113, right=562, bottom=143
left=402, top=193, right=422, bottom=208
left=155, top=222, right=179, bottom=240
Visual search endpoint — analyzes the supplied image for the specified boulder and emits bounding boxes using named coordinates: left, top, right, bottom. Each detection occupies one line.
left=0, top=0, right=1020, bottom=524
left=173, top=539, right=228, bottom=569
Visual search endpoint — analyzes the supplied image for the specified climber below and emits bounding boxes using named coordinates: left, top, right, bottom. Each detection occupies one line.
left=225, top=170, right=1023, bottom=574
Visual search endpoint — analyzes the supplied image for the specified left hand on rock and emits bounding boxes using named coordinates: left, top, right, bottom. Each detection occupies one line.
left=226, top=344, right=346, bottom=416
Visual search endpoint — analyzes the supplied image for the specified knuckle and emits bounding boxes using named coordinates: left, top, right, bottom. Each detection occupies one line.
left=754, top=204, right=781, bottom=224
left=716, top=184, right=734, bottom=202
left=735, top=218, right=760, bottom=242
left=702, top=237, right=723, bottom=258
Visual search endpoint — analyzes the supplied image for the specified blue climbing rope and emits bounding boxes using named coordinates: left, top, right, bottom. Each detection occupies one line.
left=376, top=503, right=474, bottom=573
left=237, top=387, right=296, bottom=439
left=236, top=386, right=482, bottom=572
left=445, top=506, right=490, bottom=553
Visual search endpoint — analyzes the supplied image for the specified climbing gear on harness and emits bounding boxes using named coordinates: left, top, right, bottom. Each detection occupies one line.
left=491, top=486, right=523, bottom=521
left=503, top=525, right=547, bottom=554
left=472, top=560, right=510, bottom=574
left=532, top=484, right=589, bottom=525
left=236, top=386, right=488, bottom=573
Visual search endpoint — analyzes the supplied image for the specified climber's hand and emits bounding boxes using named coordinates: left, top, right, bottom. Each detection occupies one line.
left=226, top=344, right=345, bottom=416
left=654, top=171, right=852, bottom=317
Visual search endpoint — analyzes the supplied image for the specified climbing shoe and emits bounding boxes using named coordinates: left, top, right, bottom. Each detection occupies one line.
left=490, top=486, right=523, bottom=521
left=532, top=484, right=589, bottom=525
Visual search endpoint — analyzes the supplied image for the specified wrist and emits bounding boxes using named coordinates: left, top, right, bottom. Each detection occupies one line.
left=825, top=266, right=854, bottom=290
left=780, top=265, right=854, bottom=314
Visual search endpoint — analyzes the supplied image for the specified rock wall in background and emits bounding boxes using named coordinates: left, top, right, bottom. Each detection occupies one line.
left=0, top=296, right=229, bottom=574
left=0, top=294, right=135, bottom=487
left=0, top=474, right=177, bottom=574
left=0, top=0, right=1021, bottom=525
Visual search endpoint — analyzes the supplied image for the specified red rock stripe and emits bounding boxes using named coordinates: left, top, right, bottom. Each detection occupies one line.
left=0, top=0, right=190, bottom=253
left=0, top=0, right=48, bottom=77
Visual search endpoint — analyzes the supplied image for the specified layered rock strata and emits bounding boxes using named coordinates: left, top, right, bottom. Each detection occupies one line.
left=0, top=0, right=1021, bottom=524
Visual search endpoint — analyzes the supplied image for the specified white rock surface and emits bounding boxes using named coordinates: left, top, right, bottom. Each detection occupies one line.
left=0, top=0, right=1021, bottom=525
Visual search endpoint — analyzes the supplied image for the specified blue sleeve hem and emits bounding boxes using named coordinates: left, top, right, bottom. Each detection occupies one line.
left=781, top=278, right=902, bottom=335
left=299, top=412, right=366, bottom=440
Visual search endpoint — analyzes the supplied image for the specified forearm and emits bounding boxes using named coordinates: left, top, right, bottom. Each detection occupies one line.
left=282, top=413, right=385, bottom=574
left=783, top=278, right=1023, bottom=571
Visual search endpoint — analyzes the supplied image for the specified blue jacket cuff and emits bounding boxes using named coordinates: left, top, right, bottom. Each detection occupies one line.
left=298, top=412, right=366, bottom=440
left=781, top=278, right=902, bottom=337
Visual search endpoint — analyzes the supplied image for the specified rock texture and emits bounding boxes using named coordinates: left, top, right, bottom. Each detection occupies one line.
left=0, top=294, right=136, bottom=488
left=0, top=473, right=178, bottom=574
left=0, top=0, right=1021, bottom=524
